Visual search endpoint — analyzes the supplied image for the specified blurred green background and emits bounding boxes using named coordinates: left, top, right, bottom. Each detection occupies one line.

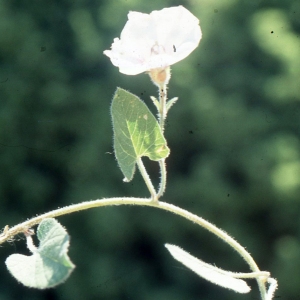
left=1, top=0, right=300, bottom=299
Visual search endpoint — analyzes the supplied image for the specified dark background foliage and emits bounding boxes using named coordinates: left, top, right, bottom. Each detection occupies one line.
left=1, top=0, right=300, bottom=299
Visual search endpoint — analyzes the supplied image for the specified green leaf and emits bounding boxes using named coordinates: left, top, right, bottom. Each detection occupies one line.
left=150, top=96, right=160, bottom=111
left=166, top=97, right=179, bottom=112
left=111, top=88, right=170, bottom=181
left=165, top=244, right=251, bottom=294
left=5, top=218, right=75, bottom=289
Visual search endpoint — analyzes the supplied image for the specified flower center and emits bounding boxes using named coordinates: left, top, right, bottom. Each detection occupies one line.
left=151, top=43, right=165, bottom=55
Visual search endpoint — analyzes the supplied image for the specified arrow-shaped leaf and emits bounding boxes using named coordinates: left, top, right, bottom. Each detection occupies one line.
left=111, top=88, right=170, bottom=181
left=165, top=244, right=251, bottom=294
left=5, top=218, right=75, bottom=289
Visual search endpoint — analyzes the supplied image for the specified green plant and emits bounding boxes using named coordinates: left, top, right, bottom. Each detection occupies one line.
left=0, top=6, right=277, bottom=300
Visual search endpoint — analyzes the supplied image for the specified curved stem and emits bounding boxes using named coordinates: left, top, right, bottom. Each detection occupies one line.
left=136, top=157, right=157, bottom=201
left=0, top=197, right=267, bottom=298
left=266, top=278, right=278, bottom=300
left=157, top=159, right=167, bottom=198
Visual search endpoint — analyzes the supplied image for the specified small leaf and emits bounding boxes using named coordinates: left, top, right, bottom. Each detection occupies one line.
left=111, top=88, right=170, bottom=181
left=5, top=218, right=75, bottom=289
left=166, top=97, right=178, bottom=112
left=150, top=96, right=160, bottom=111
left=165, top=244, right=251, bottom=294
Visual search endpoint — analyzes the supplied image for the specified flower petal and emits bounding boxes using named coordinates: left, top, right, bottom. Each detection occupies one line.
left=104, top=6, right=202, bottom=75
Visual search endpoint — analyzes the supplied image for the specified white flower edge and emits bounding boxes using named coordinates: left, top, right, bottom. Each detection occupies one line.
left=165, top=244, right=251, bottom=294
left=104, top=6, right=202, bottom=75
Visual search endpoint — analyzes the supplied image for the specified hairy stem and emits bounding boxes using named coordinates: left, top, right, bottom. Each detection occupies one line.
left=157, top=83, right=168, bottom=198
left=157, top=159, right=167, bottom=198
left=136, top=157, right=157, bottom=201
left=158, top=83, right=167, bottom=132
left=0, top=197, right=267, bottom=298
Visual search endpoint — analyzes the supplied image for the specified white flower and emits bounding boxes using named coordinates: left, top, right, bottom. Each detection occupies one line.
left=104, top=6, right=202, bottom=75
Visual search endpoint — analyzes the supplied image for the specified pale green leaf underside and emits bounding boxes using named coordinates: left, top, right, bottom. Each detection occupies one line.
left=165, top=244, right=251, bottom=294
left=111, top=88, right=170, bottom=181
left=5, top=218, right=75, bottom=289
